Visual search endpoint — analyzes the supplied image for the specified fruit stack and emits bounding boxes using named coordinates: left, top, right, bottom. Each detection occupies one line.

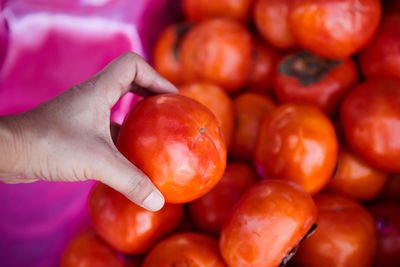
left=61, top=0, right=400, bottom=266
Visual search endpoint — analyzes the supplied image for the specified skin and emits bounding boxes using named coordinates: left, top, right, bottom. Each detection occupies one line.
left=293, top=194, right=378, bottom=267
left=289, top=0, right=382, bottom=59
left=0, top=52, right=178, bottom=211
left=254, top=103, right=338, bottom=195
left=142, top=232, right=227, bottom=267
left=61, top=229, right=127, bottom=267
left=182, top=0, right=253, bottom=22
left=180, top=18, right=252, bottom=92
left=219, top=180, right=317, bottom=267
left=254, top=0, right=297, bottom=50
left=179, top=82, right=234, bottom=152
left=231, top=92, right=276, bottom=162
left=274, top=51, right=358, bottom=115
left=117, top=94, right=227, bottom=204
left=340, top=79, right=400, bottom=172
left=368, top=202, right=400, bottom=267
left=327, top=145, right=388, bottom=201
left=358, top=15, right=400, bottom=81
left=88, top=183, right=183, bottom=254
left=188, top=162, right=258, bottom=236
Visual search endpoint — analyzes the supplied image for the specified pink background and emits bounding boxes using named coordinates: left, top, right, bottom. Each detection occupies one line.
left=0, top=0, right=178, bottom=266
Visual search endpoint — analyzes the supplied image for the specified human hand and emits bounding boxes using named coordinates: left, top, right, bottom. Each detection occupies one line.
left=0, top=52, right=177, bottom=211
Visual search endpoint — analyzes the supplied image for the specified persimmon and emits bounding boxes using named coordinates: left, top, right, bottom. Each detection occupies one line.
left=188, top=162, right=258, bottom=236
left=88, top=183, right=183, bottom=254
left=117, top=94, right=227, bottom=203
left=180, top=18, right=252, bottom=92
left=231, top=92, right=276, bottom=161
left=341, top=79, right=400, bottom=172
left=289, top=0, right=382, bottom=59
left=219, top=180, right=317, bottom=267
left=294, top=194, right=378, bottom=267
left=254, top=103, right=338, bottom=195
left=179, top=82, right=234, bottom=151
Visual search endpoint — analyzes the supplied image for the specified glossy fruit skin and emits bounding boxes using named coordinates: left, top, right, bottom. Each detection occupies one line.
left=254, top=103, right=338, bottom=195
left=246, top=38, right=279, bottom=93
left=231, top=92, right=276, bottom=161
left=368, top=202, right=400, bottom=267
left=289, top=0, right=382, bottom=59
left=117, top=94, right=227, bottom=203
left=180, top=18, right=252, bottom=92
left=152, top=23, right=194, bottom=85
left=327, top=145, right=388, bottom=201
left=188, top=162, right=258, bottom=236
left=182, top=0, right=253, bottom=22
left=340, top=79, right=400, bottom=172
left=142, top=232, right=227, bottom=267
left=359, top=15, right=400, bottom=81
left=179, top=82, right=234, bottom=152
left=254, top=0, right=297, bottom=50
left=61, top=229, right=126, bottom=267
left=274, top=51, right=358, bottom=114
left=88, top=183, right=183, bottom=254
left=294, top=194, right=378, bottom=267
left=219, top=180, right=317, bottom=267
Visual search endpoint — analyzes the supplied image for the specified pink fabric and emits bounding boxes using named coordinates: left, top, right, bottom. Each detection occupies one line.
left=0, top=1, right=178, bottom=266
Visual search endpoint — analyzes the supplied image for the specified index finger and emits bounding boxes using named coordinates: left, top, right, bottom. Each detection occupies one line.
left=87, top=52, right=178, bottom=106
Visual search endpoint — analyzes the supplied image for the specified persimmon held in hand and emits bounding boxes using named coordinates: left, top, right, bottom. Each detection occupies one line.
left=117, top=94, right=227, bottom=203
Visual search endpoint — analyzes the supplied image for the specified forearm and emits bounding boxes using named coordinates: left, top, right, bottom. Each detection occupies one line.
left=0, top=115, right=29, bottom=180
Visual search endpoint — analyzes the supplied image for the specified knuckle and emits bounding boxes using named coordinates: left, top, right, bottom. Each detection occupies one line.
left=122, top=51, right=139, bottom=61
left=124, top=174, right=153, bottom=203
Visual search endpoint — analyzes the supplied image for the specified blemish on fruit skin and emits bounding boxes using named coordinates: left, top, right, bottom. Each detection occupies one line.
left=200, top=127, right=205, bottom=133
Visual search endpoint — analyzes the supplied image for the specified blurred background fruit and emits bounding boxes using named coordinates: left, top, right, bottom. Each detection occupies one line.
left=142, top=232, right=227, bottom=267
left=231, top=92, right=276, bottom=162
left=254, top=0, right=297, bottom=50
left=254, top=103, right=338, bottom=195
left=188, top=162, right=258, bottom=236
left=180, top=18, right=252, bottom=92
left=326, top=145, right=388, bottom=202
left=88, top=183, right=183, bottom=254
left=341, top=79, right=400, bottom=173
left=274, top=50, right=358, bottom=115
left=219, top=180, right=317, bottom=267
left=289, top=0, right=382, bottom=59
left=293, top=194, right=378, bottom=267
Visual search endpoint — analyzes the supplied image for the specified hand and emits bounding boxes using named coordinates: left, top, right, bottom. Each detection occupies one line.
left=0, top=52, right=178, bottom=211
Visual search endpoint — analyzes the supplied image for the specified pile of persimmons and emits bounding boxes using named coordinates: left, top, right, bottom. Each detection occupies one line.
left=61, top=0, right=400, bottom=266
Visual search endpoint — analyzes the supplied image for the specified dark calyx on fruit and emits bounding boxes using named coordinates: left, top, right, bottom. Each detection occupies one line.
left=173, top=23, right=192, bottom=59
left=278, top=51, right=341, bottom=86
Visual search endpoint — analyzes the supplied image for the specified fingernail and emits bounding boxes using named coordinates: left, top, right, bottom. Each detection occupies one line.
left=142, top=190, right=165, bottom=211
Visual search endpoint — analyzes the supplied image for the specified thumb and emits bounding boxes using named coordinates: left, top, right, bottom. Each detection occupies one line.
left=94, top=146, right=165, bottom=211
